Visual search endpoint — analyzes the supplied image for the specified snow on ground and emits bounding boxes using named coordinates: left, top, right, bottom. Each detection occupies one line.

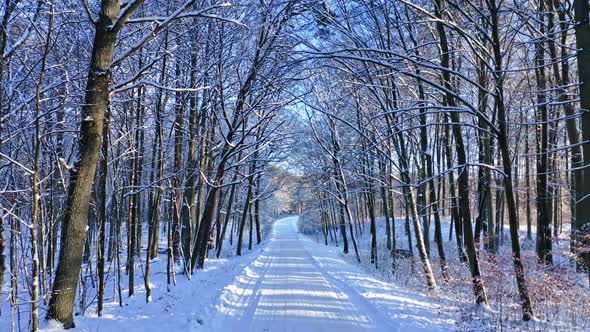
left=212, top=216, right=454, bottom=331
left=303, top=213, right=590, bottom=331
left=5, top=213, right=585, bottom=331
left=31, top=216, right=454, bottom=331
left=37, top=242, right=266, bottom=332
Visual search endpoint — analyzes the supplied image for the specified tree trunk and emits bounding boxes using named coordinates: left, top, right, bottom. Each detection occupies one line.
left=97, top=109, right=109, bottom=315
left=47, top=2, right=121, bottom=326
left=534, top=0, right=553, bottom=265
left=379, top=157, right=392, bottom=250
left=216, top=168, right=241, bottom=258
left=30, top=7, right=53, bottom=327
left=237, top=173, right=255, bottom=256
left=0, top=215, right=4, bottom=318
left=254, top=173, right=262, bottom=244
left=489, top=0, right=534, bottom=319
left=443, top=115, right=466, bottom=262
left=180, top=53, right=200, bottom=273
left=403, top=183, right=437, bottom=290
left=573, top=0, right=590, bottom=279
left=525, top=130, right=532, bottom=240
left=434, top=0, right=487, bottom=304
left=172, top=64, right=184, bottom=263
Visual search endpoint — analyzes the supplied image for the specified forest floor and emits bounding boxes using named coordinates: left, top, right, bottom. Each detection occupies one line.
left=302, top=214, right=590, bottom=331
left=37, top=216, right=454, bottom=331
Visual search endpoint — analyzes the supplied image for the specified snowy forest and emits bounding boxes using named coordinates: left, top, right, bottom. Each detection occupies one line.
left=0, top=0, right=589, bottom=331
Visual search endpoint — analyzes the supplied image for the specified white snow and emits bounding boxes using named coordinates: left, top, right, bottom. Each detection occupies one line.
left=33, top=216, right=453, bottom=331
left=209, top=216, right=450, bottom=331
left=36, top=241, right=266, bottom=331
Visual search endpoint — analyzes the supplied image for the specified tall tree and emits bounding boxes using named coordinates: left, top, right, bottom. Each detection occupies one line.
left=47, top=1, right=226, bottom=326
left=573, top=0, right=590, bottom=281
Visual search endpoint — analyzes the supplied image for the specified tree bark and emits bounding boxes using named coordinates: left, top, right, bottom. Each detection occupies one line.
left=573, top=0, right=590, bottom=279
left=489, top=0, right=534, bottom=319
left=181, top=53, right=200, bottom=273
left=434, top=0, right=487, bottom=304
left=97, top=108, right=109, bottom=314
left=47, top=2, right=122, bottom=326
left=534, top=0, right=553, bottom=265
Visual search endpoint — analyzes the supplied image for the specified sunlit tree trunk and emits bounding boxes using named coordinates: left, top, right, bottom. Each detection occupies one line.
left=48, top=2, right=122, bottom=326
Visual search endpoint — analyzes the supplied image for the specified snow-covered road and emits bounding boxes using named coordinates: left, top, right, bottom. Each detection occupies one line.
left=212, top=216, right=454, bottom=332
left=39, top=216, right=455, bottom=332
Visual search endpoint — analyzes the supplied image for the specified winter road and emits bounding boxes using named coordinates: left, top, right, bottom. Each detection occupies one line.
left=212, top=216, right=454, bottom=332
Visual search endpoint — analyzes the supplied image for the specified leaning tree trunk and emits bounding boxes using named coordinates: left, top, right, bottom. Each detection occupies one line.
left=395, top=129, right=436, bottom=289
left=192, top=65, right=257, bottom=271
left=46, top=0, right=202, bottom=325
left=47, top=2, right=121, bottom=327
